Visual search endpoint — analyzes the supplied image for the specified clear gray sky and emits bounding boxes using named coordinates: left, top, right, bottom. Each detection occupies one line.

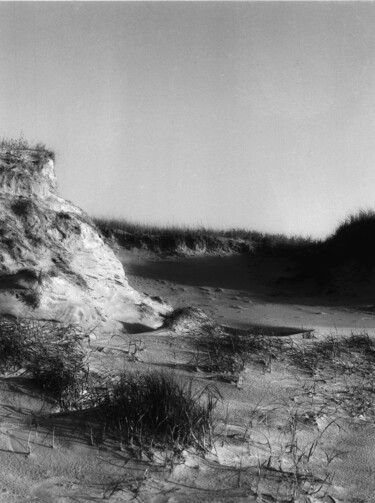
left=1, top=2, right=375, bottom=238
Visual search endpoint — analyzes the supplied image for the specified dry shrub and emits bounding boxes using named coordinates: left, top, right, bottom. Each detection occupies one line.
left=0, top=317, right=88, bottom=409
left=193, top=325, right=283, bottom=374
left=290, top=332, right=375, bottom=376
left=97, top=370, right=221, bottom=450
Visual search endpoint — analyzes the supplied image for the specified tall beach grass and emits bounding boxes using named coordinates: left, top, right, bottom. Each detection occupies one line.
left=94, top=217, right=314, bottom=255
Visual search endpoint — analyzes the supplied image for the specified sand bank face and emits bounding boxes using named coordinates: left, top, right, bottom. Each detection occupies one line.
left=0, top=150, right=172, bottom=332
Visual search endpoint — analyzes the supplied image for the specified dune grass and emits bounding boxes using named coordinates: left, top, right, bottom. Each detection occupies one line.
left=293, top=209, right=375, bottom=287
left=190, top=324, right=283, bottom=375
left=0, top=135, right=55, bottom=162
left=285, top=332, right=375, bottom=423
left=94, top=217, right=314, bottom=255
left=291, top=331, right=375, bottom=376
left=325, top=209, right=375, bottom=266
left=95, top=209, right=375, bottom=268
left=96, top=370, right=221, bottom=450
left=0, top=317, right=88, bottom=409
left=0, top=316, right=220, bottom=450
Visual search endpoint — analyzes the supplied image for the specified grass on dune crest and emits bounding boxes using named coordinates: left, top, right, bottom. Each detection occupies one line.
left=296, top=209, right=375, bottom=285
left=95, top=208, right=375, bottom=262
left=325, top=209, right=375, bottom=266
left=94, top=217, right=314, bottom=255
left=0, top=135, right=55, bottom=162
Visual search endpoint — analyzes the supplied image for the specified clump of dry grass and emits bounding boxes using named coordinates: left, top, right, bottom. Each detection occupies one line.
left=95, top=371, right=221, bottom=450
left=288, top=332, right=375, bottom=420
left=290, top=332, right=375, bottom=377
left=192, top=325, right=284, bottom=375
left=0, top=317, right=88, bottom=409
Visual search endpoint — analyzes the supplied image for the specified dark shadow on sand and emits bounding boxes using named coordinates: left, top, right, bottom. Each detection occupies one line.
left=119, top=322, right=155, bottom=334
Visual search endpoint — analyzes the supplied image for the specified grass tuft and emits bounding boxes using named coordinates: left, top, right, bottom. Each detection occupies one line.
left=192, top=325, right=284, bottom=375
left=0, top=318, right=220, bottom=450
left=97, top=370, right=221, bottom=450
left=0, top=317, right=88, bottom=409
left=290, top=332, right=375, bottom=377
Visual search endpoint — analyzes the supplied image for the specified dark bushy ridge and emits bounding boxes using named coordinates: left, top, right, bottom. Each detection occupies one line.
left=94, top=217, right=313, bottom=256
left=296, top=209, right=375, bottom=286
left=95, top=210, right=375, bottom=265
left=325, top=210, right=375, bottom=267
left=96, top=210, right=375, bottom=291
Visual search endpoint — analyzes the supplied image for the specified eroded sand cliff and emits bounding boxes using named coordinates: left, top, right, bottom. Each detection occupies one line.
left=0, top=147, right=171, bottom=331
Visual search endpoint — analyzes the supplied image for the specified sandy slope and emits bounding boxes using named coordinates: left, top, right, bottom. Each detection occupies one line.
left=1, top=247, right=375, bottom=502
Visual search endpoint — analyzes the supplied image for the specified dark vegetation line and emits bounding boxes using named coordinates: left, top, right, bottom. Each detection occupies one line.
left=94, top=217, right=315, bottom=256
left=288, top=209, right=375, bottom=288
left=94, top=209, right=375, bottom=268
left=0, top=135, right=55, bottom=162
left=320, top=209, right=375, bottom=267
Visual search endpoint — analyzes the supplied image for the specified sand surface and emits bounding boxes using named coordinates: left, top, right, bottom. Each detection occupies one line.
left=122, top=249, right=375, bottom=335
left=1, top=247, right=375, bottom=502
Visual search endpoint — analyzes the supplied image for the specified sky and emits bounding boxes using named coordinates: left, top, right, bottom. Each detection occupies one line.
left=1, top=2, right=375, bottom=238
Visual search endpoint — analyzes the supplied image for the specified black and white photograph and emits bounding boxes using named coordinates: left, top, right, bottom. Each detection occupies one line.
left=0, top=1, right=374, bottom=501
